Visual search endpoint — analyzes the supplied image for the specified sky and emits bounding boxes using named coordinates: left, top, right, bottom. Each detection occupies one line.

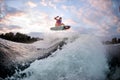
left=0, top=0, right=120, bottom=38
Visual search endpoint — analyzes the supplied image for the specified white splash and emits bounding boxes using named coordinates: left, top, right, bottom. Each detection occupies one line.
left=9, top=34, right=108, bottom=80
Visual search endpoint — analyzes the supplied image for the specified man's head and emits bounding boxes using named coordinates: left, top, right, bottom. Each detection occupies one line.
left=59, top=17, right=62, bottom=19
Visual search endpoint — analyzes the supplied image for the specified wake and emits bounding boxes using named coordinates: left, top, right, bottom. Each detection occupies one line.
left=7, top=33, right=108, bottom=80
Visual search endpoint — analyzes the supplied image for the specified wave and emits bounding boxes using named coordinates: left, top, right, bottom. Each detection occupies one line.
left=7, top=34, right=108, bottom=80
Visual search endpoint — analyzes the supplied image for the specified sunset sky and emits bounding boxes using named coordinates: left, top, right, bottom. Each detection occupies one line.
left=0, top=0, right=120, bottom=38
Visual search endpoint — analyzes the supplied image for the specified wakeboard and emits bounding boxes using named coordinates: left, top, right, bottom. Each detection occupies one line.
left=50, top=25, right=70, bottom=31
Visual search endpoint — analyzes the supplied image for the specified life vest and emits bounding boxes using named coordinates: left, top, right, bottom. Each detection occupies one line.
left=57, top=19, right=61, bottom=24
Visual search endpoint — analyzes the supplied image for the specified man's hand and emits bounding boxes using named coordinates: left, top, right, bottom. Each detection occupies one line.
left=56, top=16, right=59, bottom=18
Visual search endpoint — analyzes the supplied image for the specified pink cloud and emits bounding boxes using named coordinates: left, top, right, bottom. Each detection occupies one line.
left=5, top=12, right=25, bottom=17
left=61, top=5, right=67, bottom=10
left=0, top=28, right=21, bottom=33
left=0, top=11, right=25, bottom=25
left=0, top=24, right=22, bottom=33
left=82, top=18, right=96, bottom=26
left=26, top=1, right=37, bottom=8
left=3, top=10, right=55, bottom=32
left=64, top=19, right=77, bottom=25
left=88, top=0, right=112, bottom=13
left=117, top=27, right=120, bottom=33
left=70, top=0, right=120, bottom=36
left=61, top=2, right=119, bottom=36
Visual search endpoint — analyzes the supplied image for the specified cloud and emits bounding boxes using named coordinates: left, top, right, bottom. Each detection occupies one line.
left=1, top=0, right=119, bottom=36
left=66, top=0, right=120, bottom=36
left=48, top=1, right=56, bottom=9
left=26, top=1, right=37, bottom=8
left=117, top=27, right=120, bottom=33
left=53, top=0, right=65, bottom=3
left=0, top=0, right=6, bottom=19
left=64, top=19, right=77, bottom=25
left=2, top=9, right=54, bottom=33
left=40, top=0, right=56, bottom=9
left=0, top=8, right=27, bottom=33
left=61, top=5, right=67, bottom=10
left=0, top=6, right=25, bottom=32
left=88, top=0, right=112, bottom=13
left=60, top=4, right=112, bottom=36
left=28, top=32, right=43, bottom=38
left=7, top=7, right=20, bottom=14
left=0, top=4, right=25, bottom=21
left=0, top=24, right=22, bottom=33
left=61, top=5, right=76, bottom=12
left=5, top=10, right=25, bottom=19
left=0, top=11, right=25, bottom=26
left=47, top=0, right=66, bottom=5
left=117, top=22, right=120, bottom=33
left=40, top=0, right=47, bottom=6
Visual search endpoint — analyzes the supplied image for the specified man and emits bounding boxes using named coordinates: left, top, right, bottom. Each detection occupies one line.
left=54, top=16, right=64, bottom=27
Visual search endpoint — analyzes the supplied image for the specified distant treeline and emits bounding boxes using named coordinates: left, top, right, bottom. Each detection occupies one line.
left=0, top=32, right=42, bottom=43
left=104, top=37, right=120, bottom=44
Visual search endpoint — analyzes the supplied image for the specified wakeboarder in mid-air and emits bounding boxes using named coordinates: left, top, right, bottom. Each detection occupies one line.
left=50, top=16, right=70, bottom=31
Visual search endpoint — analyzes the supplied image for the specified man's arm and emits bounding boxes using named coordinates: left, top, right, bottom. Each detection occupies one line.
left=54, top=16, right=59, bottom=20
